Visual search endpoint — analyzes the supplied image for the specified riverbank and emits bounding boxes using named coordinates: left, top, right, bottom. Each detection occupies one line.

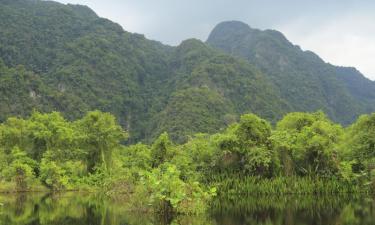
left=0, top=181, right=99, bottom=194
left=1, top=192, right=374, bottom=225
left=1, top=175, right=372, bottom=196
left=207, top=175, right=372, bottom=198
left=1, top=111, right=375, bottom=215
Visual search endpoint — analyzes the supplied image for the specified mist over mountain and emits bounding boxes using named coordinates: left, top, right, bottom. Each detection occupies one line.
left=207, top=21, right=375, bottom=124
left=0, top=1, right=374, bottom=143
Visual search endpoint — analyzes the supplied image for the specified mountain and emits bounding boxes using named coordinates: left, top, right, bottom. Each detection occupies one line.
left=0, top=1, right=288, bottom=143
left=206, top=21, right=375, bottom=124
left=0, top=1, right=374, bottom=143
left=0, top=0, right=176, bottom=142
left=150, top=39, right=290, bottom=142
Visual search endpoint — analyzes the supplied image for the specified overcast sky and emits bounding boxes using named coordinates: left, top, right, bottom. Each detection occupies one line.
left=55, top=0, right=375, bottom=80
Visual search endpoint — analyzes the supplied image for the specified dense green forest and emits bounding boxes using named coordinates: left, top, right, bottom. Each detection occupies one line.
left=207, top=21, right=375, bottom=124
left=0, top=110, right=374, bottom=214
left=0, top=0, right=374, bottom=144
left=0, top=0, right=375, bottom=217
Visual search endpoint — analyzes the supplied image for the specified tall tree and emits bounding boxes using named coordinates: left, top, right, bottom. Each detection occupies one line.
left=76, top=111, right=127, bottom=173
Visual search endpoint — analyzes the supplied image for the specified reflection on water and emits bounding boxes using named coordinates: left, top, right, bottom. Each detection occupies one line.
left=0, top=193, right=374, bottom=225
left=211, top=195, right=375, bottom=225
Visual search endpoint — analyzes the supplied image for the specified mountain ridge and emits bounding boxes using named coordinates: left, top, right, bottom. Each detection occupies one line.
left=207, top=20, right=375, bottom=124
left=0, top=1, right=374, bottom=143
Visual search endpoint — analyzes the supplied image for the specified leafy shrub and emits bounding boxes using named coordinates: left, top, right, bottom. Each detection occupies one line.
left=132, top=163, right=215, bottom=215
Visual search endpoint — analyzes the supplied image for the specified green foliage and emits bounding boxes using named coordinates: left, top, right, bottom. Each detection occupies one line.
left=272, top=112, right=343, bottom=177
left=207, top=21, right=375, bottom=125
left=0, top=111, right=84, bottom=162
left=0, top=111, right=127, bottom=191
left=40, top=159, right=69, bottom=191
left=1, top=147, right=37, bottom=190
left=0, top=2, right=374, bottom=145
left=150, top=132, right=174, bottom=168
left=343, top=113, right=375, bottom=187
left=152, top=87, right=232, bottom=143
left=1, top=1, right=375, bottom=218
left=211, top=114, right=279, bottom=177
left=121, top=143, right=151, bottom=171
left=0, top=110, right=374, bottom=215
left=345, top=113, right=375, bottom=163
left=76, top=110, right=128, bottom=172
left=0, top=0, right=172, bottom=143
left=210, top=174, right=365, bottom=197
left=339, top=161, right=358, bottom=182
left=235, top=114, right=272, bottom=146
left=133, top=163, right=215, bottom=215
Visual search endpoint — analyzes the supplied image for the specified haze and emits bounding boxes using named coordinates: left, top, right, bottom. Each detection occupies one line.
left=55, top=0, right=375, bottom=80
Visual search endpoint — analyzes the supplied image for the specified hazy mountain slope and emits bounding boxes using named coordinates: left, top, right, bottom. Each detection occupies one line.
left=1, top=2, right=374, bottom=142
left=0, top=0, right=173, bottom=141
left=0, top=1, right=291, bottom=143
left=335, top=66, right=375, bottom=111
left=207, top=21, right=375, bottom=124
left=151, top=39, right=290, bottom=142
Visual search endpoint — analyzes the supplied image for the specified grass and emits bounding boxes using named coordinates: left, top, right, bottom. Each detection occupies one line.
left=205, top=173, right=370, bottom=198
left=0, top=181, right=48, bottom=193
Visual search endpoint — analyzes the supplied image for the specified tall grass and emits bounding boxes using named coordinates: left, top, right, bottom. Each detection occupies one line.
left=204, top=172, right=370, bottom=198
left=209, top=194, right=366, bottom=215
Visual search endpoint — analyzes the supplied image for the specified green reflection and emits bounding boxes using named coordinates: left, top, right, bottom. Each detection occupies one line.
left=0, top=194, right=374, bottom=225
left=212, top=195, right=375, bottom=225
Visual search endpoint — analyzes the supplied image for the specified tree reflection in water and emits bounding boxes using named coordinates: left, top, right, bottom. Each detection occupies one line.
left=0, top=193, right=374, bottom=225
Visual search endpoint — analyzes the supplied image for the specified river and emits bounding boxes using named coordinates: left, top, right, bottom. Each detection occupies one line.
left=0, top=193, right=374, bottom=224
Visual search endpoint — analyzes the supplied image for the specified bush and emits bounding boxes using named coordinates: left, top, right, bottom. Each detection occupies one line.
left=40, top=159, right=69, bottom=191
left=132, top=163, right=215, bottom=215
left=1, top=147, right=37, bottom=191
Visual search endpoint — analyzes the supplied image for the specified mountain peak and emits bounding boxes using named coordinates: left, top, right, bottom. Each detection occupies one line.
left=206, top=20, right=375, bottom=124
left=1, top=0, right=375, bottom=143
left=212, top=21, right=252, bottom=32
left=178, top=38, right=206, bottom=48
left=207, top=21, right=253, bottom=43
left=175, top=38, right=210, bottom=56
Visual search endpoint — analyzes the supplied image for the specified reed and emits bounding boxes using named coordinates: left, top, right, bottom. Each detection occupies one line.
left=205, top=173, right=370, bottom=198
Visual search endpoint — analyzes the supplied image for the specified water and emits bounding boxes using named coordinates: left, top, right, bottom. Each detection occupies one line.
left=0, top=193, right=374, bottom=225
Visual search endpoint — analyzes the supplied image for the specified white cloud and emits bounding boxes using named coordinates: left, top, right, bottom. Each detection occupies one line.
left=277, top=13, right=375, bottom=80
left=55, top=0, right=375, bottom=80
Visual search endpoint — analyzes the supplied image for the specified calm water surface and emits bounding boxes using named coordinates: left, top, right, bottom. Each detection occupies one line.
left=0, top=193, right=374, bottom=225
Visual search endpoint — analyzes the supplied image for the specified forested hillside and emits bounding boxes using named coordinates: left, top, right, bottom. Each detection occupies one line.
left=1, top=0, right=375, bottom=219
left=151, top=39, right=290, bottom=142
left=207, top=21, right=375, bottom=124
left=0, top=1, right=374, bottom=143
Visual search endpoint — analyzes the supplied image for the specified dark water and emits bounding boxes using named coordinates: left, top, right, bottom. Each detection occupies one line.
left=0, top=193, right=374, bottom=225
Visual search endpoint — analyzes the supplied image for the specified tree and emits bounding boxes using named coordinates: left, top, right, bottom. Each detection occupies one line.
left=76, top=111, right=128, bottom=173
left=235, top=114, right=272, bottom=146
left=180, top=133, right=216, bottom=176
left=0, top=111, right=83, bottom=162
left=121, top=143, right=151, bottom=171
left=151, top=132, right=174, bottom=168
left=40, top=158, right=69, bottom=191
left=133, top=163, right=215, bottom=215
left=273, top=112, right=343, bottom=176
left=344, top=113, right=375, bottom=176
left=212, top=114, right=278, bottom=176
left=236, top=114, right=278, bottom=176
left=27, top=111, right=83, bottom=161
left=39, top=151, right=85, bottom=190
left=2, top=147, right=37, bottom=190
left=0, top=117, right=31, bottom=156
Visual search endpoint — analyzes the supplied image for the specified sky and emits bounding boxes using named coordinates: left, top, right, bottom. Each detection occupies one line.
left=55, top=0, right=375, bottom=80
